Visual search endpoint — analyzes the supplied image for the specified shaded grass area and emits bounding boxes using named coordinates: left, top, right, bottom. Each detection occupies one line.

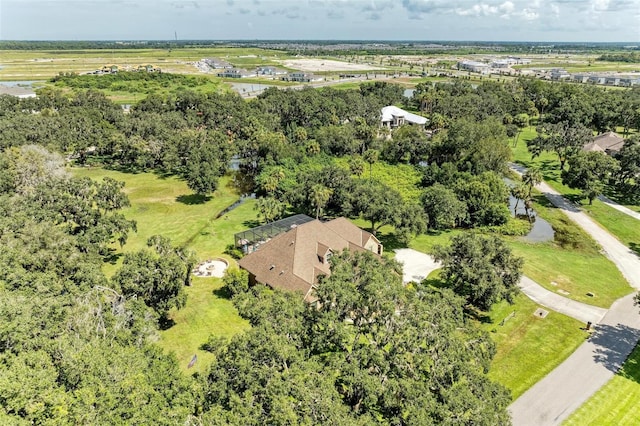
left=156, top=275, right=250, bottom=375
left=564, top=344, right=640, bottom=425
left=334, top=157, right=424, bottom=202
left=484, top=293, right=587, bottom=399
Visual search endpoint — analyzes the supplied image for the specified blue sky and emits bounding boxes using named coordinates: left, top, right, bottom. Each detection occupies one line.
left=1, top=0, right=639, bottom=42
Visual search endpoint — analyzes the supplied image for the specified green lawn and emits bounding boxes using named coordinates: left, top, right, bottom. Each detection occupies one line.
left=156, top=275, right=250, bottom=375
left=71, top=167, right=256, bottom=368
left=564, top=344, right=640, bottom=425
left=580, top=200, right=640, bottom=256
left=509, top=239, right=630, bottom=308
left=484, top=293, right=587, bottom=399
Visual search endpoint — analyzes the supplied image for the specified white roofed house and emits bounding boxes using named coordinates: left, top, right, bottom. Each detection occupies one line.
left=380, top=106, right=428, bottom=129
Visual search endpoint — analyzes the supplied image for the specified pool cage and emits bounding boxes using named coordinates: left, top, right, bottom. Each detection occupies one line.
left=234, top=214, right=314, bottom=254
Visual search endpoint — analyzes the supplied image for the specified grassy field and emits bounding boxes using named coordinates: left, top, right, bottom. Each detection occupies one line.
left=71, top=167, right=256, bottom=370
left=156, top=275, right=250, bottom=374
left=0, top=47, right=292, bottom=81
left=564, top=344, right=640, bottom=425
left=484, top=293, right=587, bottom=399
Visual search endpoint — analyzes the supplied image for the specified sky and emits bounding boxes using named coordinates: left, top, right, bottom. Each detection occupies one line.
left=1, top=0, right=639, bottom=42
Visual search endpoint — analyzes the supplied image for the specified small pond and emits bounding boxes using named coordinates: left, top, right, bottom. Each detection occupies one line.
left=504, top=178, right=555, bottom=243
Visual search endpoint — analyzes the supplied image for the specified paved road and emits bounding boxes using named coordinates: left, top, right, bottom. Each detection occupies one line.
left=598, top=195, right=640, bottom=221
left=510, top=294, right=640, bottom=426
left=509, top=165, right=640, bottom=425
left=519, top=276, right=608, bottom=325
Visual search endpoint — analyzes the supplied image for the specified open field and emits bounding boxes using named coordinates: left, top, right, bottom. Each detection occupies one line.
left=156, top=275, right=250, bottom=374
left=0, top=47, right=292, bottom=81
left=564, top=344, right=640, bottom=425
left=280, top=58, right=386, bottom=72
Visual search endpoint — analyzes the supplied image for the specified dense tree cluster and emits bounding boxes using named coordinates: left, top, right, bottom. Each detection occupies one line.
left=204, top=251, right=511, bottom=425
left=0, top=147, right=195, bottom=423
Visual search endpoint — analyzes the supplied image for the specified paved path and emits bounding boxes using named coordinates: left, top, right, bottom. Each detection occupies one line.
left=509, top=164, right=640, bottom=425
left=519, top=276, right=608, bottom=325
left=598, top=195, right=640, bottom=221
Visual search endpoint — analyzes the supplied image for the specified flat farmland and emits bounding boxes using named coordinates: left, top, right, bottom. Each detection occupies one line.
left=0, top=47, right=292, bottom=81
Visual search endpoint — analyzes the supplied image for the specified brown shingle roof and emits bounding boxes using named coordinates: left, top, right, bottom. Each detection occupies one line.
left=238, top=218, right=381, bottom=302
left=590, top=132, right=625, bottom=153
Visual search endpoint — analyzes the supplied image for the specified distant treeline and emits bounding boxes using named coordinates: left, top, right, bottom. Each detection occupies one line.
left=597, top=52, right=640, bottom=63
left=1, top=40, right=637, bottom=55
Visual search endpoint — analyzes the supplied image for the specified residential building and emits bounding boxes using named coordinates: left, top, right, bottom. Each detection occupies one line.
left=550, top=68, right=571, bottom=80
left=457, top=60, right=490, bottom=74
left=281, top=72, right=323, bottom=82
left=203, top=57, right=234, bottom=69
left=256, top=66, right=287, bottom=76
left=380, top=105, right=428, bottom=129
left=583, top=132, right=625, bottom=156
left=216, top=68, right=257, bottom=78
left=238, top=216, right=383, bottom=303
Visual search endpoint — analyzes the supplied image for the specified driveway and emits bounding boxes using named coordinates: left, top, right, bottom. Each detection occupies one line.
left=394, top=248, right=441, bottom=284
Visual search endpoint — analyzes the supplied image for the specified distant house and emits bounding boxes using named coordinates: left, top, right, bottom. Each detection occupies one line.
left=238, top=216, right=383, bottom=303
left=457, top=60, right=490, bottom=74
left=380, top=105, right=428, bottom=129
left=281, top=72, right=322, bottom=82
left=583, top=132, right=625, bottom=156
left=549, top=68, right=571, bottom=80
left=137, top=64, right=160, bottom=73
left=216, top=68, right=257, bottom=78
left=256, top=66, right=287, bottom=76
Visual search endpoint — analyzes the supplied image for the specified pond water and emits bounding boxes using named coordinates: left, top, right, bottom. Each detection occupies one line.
left=504, top=178, right=555, bottom=243
left=404, top=88, right=415, bottom=98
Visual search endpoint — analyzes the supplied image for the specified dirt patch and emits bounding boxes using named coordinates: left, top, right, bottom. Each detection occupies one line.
left=280, top=59, right=385, bottom=72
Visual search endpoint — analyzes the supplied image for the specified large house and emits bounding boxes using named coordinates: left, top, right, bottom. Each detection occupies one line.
left=583, top=132, right=625, bottom=156
left=380, top=105, right=428, bottom=129
left=238, top=217, right=383, bottom=303
left=216, top=68, right=257, bottom=78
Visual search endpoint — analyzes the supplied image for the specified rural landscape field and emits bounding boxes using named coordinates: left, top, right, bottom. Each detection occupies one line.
left=1, top=14, right=640, bottom=424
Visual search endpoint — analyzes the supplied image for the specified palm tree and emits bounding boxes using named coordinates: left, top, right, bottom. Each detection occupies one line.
left=310, top=184, right=332, bottom=219
left=255, top=197, right=285, bottom=224
left=523, top=166, right=543, bottom=198
left=349, top=156, right=365, bottom=177
left=363, top=149, right=379, bottom=181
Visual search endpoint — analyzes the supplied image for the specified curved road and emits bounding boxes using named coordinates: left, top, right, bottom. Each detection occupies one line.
left=509, top=165, right=640, bottom=425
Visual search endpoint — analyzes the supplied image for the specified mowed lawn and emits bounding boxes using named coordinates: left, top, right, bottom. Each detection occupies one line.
left=484, top=293, right=587, bottom=399
left=71, top=167, right=257, bottom=371
left=156, top=275, right=249, bottom=375
left=564, top=344, right=640, bottom=425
